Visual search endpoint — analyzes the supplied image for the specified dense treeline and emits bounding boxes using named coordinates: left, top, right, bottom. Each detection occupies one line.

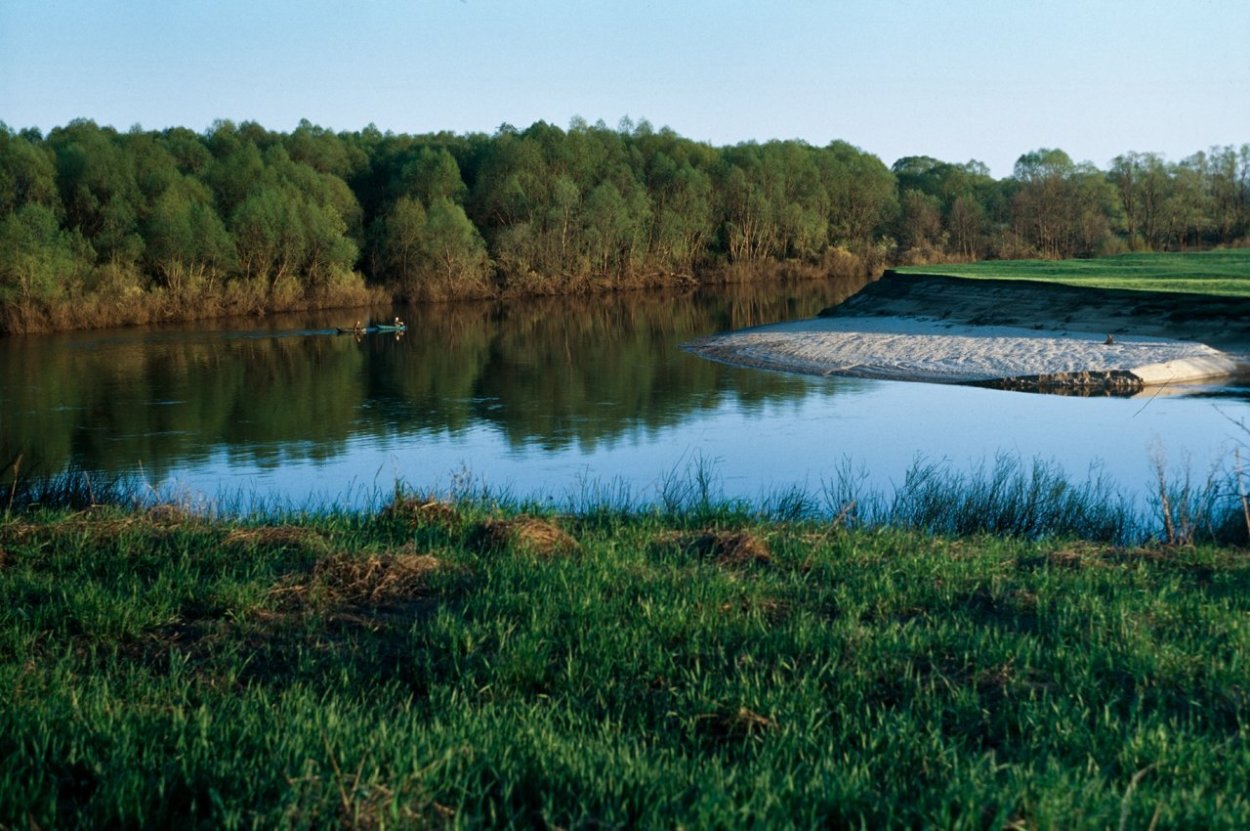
left=2, top=117, right=1248, bottom=333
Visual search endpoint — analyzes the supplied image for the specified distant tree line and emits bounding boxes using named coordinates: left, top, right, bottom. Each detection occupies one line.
left=1, top=117, right=1247, bottom=332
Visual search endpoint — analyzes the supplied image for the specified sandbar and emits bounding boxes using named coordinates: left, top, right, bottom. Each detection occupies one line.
left=685, top=273, right=1249, bottom=394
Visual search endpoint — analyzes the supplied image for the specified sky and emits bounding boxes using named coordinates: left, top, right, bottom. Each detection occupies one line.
left=1, top=0, right=1247, bottom=178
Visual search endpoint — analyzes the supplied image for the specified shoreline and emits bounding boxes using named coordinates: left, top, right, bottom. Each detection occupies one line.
left=685, top=273, right=1250, bottom=395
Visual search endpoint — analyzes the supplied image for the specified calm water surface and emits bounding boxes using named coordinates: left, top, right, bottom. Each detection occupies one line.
left=3, top=278, right=1247, bottom=512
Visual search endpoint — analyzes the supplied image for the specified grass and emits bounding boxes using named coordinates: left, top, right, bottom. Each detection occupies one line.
left=2, top=467, right=1250, bottom=829
left=895, top=249, right=1250, bottom=297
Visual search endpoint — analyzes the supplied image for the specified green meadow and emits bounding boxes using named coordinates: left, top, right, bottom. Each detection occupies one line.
left=2, top=469, right=1249, bottom=829
left=896, top=249, right=1250, bottom=297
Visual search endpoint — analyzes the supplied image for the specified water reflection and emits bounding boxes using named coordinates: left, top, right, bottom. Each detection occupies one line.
left=1, top=278, right=862, bottom=479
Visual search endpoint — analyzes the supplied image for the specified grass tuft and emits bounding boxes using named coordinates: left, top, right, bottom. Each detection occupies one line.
left=694, top=706, right=779, bottom=741
left=473, top=516, right=581, bottom=557
left=3, top=465, right=139, bottom=513
left=274, top=548, right=444, bottom=610
left=659, top=528, right=774, bottom=567
left=379, top=492, right=466, bottom=530
left=224, top=524, right=331, bottom=554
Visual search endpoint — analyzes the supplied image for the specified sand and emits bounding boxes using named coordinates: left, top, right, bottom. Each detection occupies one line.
left=685, top=273, right=1248, bottom=392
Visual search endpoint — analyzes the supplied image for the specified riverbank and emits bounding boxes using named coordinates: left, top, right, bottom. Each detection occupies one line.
left=0, top=258, right=876, bottom=336
left=686, top=272, right=1250, bottom=394
left=2, top=493, right=1248, bottom=828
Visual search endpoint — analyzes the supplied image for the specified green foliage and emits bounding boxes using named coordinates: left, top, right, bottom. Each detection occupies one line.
left=0, top=126, right=60, bottom=217
left=375, top=194, right=426, bottom=284
left=144, top=177, right=234, bottom=290
left=47, top=120, right=145, bottom=266
left=422, top=196, right=491, bottom=293
left=1, top=118, right=1246, bottom=332
left=0, top=203, right=94, bottom=305
left=396, top=146, right=467, bottom=205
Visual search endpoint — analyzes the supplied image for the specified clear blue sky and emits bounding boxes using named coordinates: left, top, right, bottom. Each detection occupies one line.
left=1, top=0, right=1247, bottom=178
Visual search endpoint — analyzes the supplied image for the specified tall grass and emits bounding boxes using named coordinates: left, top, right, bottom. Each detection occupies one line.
left=1, top=456, right=141, bottom=513
left=8, top=446, right=1250, bottom=545
left=884, top=454, right=1134, bottom=541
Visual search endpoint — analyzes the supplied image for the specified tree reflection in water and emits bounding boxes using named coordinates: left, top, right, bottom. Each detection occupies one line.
left=1, top=277, right=867, bottom=479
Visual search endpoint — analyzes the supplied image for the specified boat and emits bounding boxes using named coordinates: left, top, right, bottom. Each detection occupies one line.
left=335, top=320, right=406, bottom=335
left=336, top=320, right=365, bottom=335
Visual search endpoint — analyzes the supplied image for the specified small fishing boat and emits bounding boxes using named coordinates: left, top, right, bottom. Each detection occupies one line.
left=335, top=319, right=406, bottom=334
left=372, top=317, right=408, bottom=333
left=336, top=320, right=365, bottom=335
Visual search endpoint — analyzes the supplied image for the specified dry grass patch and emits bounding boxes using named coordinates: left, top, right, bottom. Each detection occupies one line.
left=1021, top=544, right=1205, bottom=573
left=0, top=520, right=35, bottom=544
left=0, top=506, right=205, bottom=546
left=695, top=706, right=778, bottom=741
left=1100, top=546, right=1174, bottom=564
left=658, top=529, right=772, bottom=567
left=717, top=595, right=788, bottom=622
left=473, top=517, right=580, bottom=557
left=273, top=547, right=444, bottom=610
left=1018, top=542, right=1107, bottom=571
left=224, top=525, right=330, bottom=553
left=1044, top=548, right=1093, bottom=569
left=143, top=503, right=202, bottom=526
left=380, top=494, right=464, bottom=529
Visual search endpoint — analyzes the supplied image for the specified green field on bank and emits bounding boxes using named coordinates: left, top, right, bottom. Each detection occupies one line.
left=3, top=482, right=1249, bottom=829
left=896, top=249, right=1250, bottom=297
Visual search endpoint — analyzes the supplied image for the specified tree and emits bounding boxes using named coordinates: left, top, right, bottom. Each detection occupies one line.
left=286, top=119, right=356, bottom=178
left=542, top=174, right=582, bottom=273
left=1203, top=146, right=1244, bottom=245
left=396, top=147, right=467, bottom=205
left=947, top=195, right=986, bottom=258
left=898, top=188, right=943, bottom=253
left=230, top=185, right=305, bottom=286
left=1011, top=148, right=1076, bottom=257
left=821, top=141, right=896, bottom=248
left=0, top=203, right=94, bottom=306
left=1163, top=157, right=1211, bottom=249
left=206, top=141, right=265, bottom=217
left=650, top=159, right=713, bottom=273
left=1069, top=163, right=1120, bottom=256
left=422, top=196, right=491, bottom=293
left=581, top=182, right=633, bottom=277
left=891, top=156, right=998, bottom=258
left=377, top=195, right=427, bottom=285
left=1109, top=152, right=1145, bottom=249
left=145, top=177, right=234, bottom=291
left=48, top=120, right=144, bottom=266
left=0, top=127, right=60, bottom=217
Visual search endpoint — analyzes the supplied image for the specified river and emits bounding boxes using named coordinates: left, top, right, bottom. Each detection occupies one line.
left=2, top=277, right=1247, bottom=514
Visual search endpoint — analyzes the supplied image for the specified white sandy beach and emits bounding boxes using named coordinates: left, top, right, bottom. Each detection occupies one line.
left=686, top=315, right=1240, bottom=388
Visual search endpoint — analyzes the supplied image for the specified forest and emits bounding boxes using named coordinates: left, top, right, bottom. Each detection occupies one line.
left=1, top=116, right=1248, bottom=333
